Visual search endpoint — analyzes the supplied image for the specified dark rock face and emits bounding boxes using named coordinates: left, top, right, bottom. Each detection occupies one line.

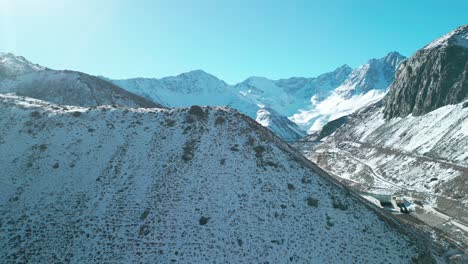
left=315, top=115, right=349, bottom=141
left=384, top=26, right=468, bottom=119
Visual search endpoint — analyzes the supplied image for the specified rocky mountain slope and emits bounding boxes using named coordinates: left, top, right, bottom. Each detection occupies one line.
left=295, top=25, right=468, bottom=250
left=0, top=53, right=160, bottom=108
left=384, top=25, right=467, bottom=119
left=0, top=93, right=434, bottom=263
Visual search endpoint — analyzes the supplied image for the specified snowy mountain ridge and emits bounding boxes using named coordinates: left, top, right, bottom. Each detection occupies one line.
left=0, top=52, right=46, bottom=80
left=110, top=52, right=405, bottom=137
left=290, top=52, right=405, bottom=132
left=423, top=25, right=468, bottom=50
left=0, top=53, right=161, bottom=108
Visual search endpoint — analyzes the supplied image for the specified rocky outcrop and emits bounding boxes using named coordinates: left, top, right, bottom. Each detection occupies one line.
left=384, top=25, right=468, bottom=119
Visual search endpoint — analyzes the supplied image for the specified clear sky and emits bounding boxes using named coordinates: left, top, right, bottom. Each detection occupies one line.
left=1, top=0, right=467, bottom=84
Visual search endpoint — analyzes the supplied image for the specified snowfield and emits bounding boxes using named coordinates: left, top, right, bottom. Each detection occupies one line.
left=0, top=94, right=431, bottom=263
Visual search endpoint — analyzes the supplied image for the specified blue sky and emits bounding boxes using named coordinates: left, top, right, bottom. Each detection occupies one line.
left=1, top=0, right=467, bottom=84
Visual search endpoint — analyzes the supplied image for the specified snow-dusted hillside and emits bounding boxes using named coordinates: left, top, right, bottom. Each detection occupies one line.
left=296, top=100, right=468, bottom=249
left=0, top=94, right=432, bottom=263
left=0, top=52, right=45, bottom=80
left=0, top=53, right=160, bottom=108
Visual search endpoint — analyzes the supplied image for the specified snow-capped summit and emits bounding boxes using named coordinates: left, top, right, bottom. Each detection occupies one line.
left=423, top=24, right=468, bottom=50
left=335, top=51, right=406, bottom=97
left=290, top=52, right=406, bottom=132
left=111, top=70, right=232, bottom=108
left=0, top=52, right=46, bottom=80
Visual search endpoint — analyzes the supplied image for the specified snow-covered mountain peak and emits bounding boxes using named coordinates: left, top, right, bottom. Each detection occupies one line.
left=333, top=64, right=353, bottom=75
left=178, top=69, right=222, bottom=81
left=0, top=52, right=46, bottom=79
left=290, top=52, right=405, bottom=133
left=242, top=76, right=275, bottom=87
left=157, top=69, right=228, bottom=95
left=110, top=53, right=403, bottom=137
left=335, top=52, right=406, bottom=97
left=423, top=24, right=468, bottom=50
left=381, top=51, right=406, bottom=68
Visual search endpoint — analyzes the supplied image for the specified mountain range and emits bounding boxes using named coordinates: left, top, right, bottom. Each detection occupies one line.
left=0, top=50, right=405, bottom=142
left=108, top=51, right=405, bottom=140
left=297, top=25, right=468, bottom=250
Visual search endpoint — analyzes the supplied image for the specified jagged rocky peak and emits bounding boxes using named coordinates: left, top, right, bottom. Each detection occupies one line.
left=178, top=69, right=222, bottom=82
left=384, top=25, right=468, bottom=119
left=381, top=51, right=407, bottom=68
left=0, top=93, right=433, bottom=262
left=335, top=52, right=406, bottom=97
left=0, top=53, right=161, bottom=108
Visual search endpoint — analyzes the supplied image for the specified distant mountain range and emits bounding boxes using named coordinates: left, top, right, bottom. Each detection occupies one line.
left=0, top=50, right=405, bottom=141
left=107, top=52, right=405, bottom=140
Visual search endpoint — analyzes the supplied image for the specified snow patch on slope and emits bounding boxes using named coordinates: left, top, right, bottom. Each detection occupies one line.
left=291, top=89, right=386, bottom=133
